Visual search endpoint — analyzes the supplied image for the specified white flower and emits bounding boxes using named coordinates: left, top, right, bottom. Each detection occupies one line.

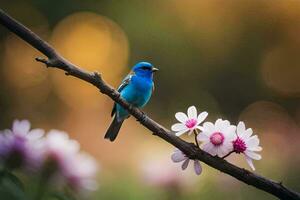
left=40, top=130, right=98, bottom=191
left=64, top=153, right=98, bottom=191
left=0, top=119, right=44, bottom=170
left=171, top=149, right=202, bottom=175
left=41, top=130, right=80, bottom=157
left=171, top=106, right=208, bottom=136
left=12, top=120, right=44, bottom=141
left=232, top=122, right=262, bottom=170
left=197, top=119, right=236, bottom=157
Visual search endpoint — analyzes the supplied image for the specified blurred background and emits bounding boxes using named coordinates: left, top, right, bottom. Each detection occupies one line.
left=0, top=0, right=300, bottom=199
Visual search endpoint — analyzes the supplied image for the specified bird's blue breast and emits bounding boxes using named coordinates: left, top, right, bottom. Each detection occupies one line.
left=116, top=75, right=153, bottom=119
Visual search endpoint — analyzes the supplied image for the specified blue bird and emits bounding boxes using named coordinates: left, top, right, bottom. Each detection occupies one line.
left=104, top=61, right=158, bottom=141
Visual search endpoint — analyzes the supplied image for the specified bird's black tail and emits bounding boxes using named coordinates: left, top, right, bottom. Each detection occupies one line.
left=104, top=116, right=124, bottom=142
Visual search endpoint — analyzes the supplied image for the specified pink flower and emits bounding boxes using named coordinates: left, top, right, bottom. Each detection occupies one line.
left=171, top=106, right=208, bottom=136
left=232, top=122, right=262, bottom=170
left=40, top=130, right=80, bottom=159
left=0, top=120, right=99, bottom=192
left=197, top=119, right=236, bottom=157
left=39, top=130, right=98, bottom=191
left=171, top=149, right=202, bottom=175
left=64, top=153, right=98, bottom=191
left=142, top=159, right=185, bottom=188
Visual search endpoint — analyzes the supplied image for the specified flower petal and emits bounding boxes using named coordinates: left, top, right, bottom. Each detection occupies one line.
left=175, top=112, right=188, bottom=123
left=187, top=106, right=197, bottom=119
left=245, top=155, right=255, bottom=170
left=202, top=143, right=217, bottom=156
left=171, top=123, right=186, bottom=132
left=197, top=133, right=209, bottom=142
left=28, top=129, right=45, bottom=141
left=248, top=146, right=262, bottom=152
left=175, top=129, right=189, bottom=137
left=171, top=150, right=186, bottom=162
left=219, top=145, right=233, bottom=157
left=202, top=122, right=215, bottom=133
left=196, top=125, right=204, bottom=131
left=246, top=135, right=260, bottom=148
left=245, top=150, right=261, bottom=160
left=219, top=120, right=231, bottom=132
left=224, top=125, right=236, bottom=140
left=237, top=121, right=245, bottom=135
left=197, top=112, right=208, bottom=125
left=215, top=146, right=226, bottom=157
left=13, top=120, right=30, bottom=136
left=240, top=128, right=253, bottom=140
left=181, top=159, right=190, bottom=170
left=215, top=119, right=227, bottom=131
left=194, top=160, right=202, bottom=175
left=221, top=120, right=230, bottom=127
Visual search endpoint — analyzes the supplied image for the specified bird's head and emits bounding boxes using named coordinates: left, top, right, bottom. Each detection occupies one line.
left=132, top=62, right=158, bottom=78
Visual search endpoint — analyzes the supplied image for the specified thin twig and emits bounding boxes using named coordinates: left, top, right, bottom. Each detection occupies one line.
left=222, top=150, right=234, bottom=159
left=193, top=130, right=200, bottom=148
left=0, top=9, right=299, bottom=200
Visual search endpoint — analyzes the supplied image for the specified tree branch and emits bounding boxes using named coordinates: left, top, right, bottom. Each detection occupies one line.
left=0, top=9, right=299, bottom=200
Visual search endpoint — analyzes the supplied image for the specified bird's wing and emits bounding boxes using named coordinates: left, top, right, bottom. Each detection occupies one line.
left=117, top=73, right=133, bottom=92
left=111, top=72, right=134, bottom=117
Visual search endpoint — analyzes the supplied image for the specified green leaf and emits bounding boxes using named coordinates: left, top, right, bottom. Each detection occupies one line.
left=4, top=171, right=24, bottom=190
left=0, top=177, right=27, bottom=200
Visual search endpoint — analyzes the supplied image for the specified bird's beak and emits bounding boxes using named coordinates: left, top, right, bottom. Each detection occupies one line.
left=152, top=67, right=159, bottom=72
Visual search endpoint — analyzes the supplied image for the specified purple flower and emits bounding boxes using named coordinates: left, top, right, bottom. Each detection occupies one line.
left=171, top=149, right=202, bottom=175
left=0, top=120, right=99, bottom=193
left=0, top=119, right=44, bottom=170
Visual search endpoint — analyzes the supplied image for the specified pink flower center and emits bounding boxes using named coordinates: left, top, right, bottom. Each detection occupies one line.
left=233, top=137, right=247, bottom=153
left=185, top=119, right=197, bottom=129
left=210, top=132, right=224, bottom=146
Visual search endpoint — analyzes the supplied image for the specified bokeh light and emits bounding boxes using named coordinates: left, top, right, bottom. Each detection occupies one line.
left=2, top=34, right=50, bottom=103
left=239, top=101, right=300, bottom=178
left=261, top=46, right=300, bottom=97
left=50, top=12, right=129, bottom=110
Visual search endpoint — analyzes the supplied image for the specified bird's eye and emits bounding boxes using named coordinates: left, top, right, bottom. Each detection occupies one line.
left=141, top=66, right=151, bottom=70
